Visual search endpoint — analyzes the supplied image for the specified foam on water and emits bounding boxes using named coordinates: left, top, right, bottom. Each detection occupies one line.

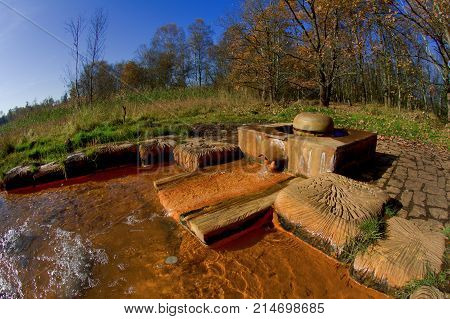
left=40, top=228, right=108, bottom=298
left=0, top=221, right=30, bottom=299
left=0, top=220, right=108, bottom=298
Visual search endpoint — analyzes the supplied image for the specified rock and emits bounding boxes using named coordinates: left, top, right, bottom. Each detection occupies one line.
left=409, top=205, right=426, bottom=218
left=400, top=191, right=413, bottom=207
left=165, top=256, right=178, bottom=265
left=33, top=162, right=65, bottom=184
left=3, top=165, right=34, bottom=190
left=90, top=143, right=138, bottom=169
left=274, top=173, right=389, bottom=257
left=429, top=208, right=448, bottom=220
left=64, top=152, right=95, bottom=178
left=139, top=138, right=176, bottom=166
left=173, top=138, right=242, bottom=172
left=353, top=217, right=445, bottom=290
left=411, top=219, right=444, bottom=233
left=426, top=194, right=448, bottom=209
left=293, top=112, right=334, bottom=134
left=410, top=286, right=446, bottom=299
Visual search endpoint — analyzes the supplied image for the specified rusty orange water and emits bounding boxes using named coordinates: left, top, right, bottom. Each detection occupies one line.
left=0, top=165, right=385, bottom=299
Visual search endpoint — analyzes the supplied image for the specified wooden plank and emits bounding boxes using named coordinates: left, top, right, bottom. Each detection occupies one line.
left=180, top=177, right=302, bottom=245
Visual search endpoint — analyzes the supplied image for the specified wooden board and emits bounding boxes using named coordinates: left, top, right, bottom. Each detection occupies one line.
left=180, top=178, right=301, bottom=245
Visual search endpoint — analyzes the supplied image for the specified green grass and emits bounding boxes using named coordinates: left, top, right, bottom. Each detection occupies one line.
left=340, top=217, right=385, bottom=264
left=0, top=87, right=448, bottom=179
left=396, top=269, right=449, bottom=298
left=443, top=226, right=450, bottom=240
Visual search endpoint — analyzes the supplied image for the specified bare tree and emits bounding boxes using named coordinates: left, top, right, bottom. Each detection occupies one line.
left=86, top=9, right=107, bottom=104
left=188, top=19, right=214, bottom=87
left=65, top=15, right=84, bottom=107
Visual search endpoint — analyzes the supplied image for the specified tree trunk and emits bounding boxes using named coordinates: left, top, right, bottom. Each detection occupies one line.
left=319, top=83, right=331, bottom=107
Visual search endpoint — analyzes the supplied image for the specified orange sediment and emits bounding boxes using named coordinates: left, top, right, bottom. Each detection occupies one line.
left=157, top=161, right=292, bottom=220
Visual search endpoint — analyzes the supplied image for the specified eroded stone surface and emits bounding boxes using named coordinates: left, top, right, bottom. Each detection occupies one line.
left=64, top=152, right=95, bottom=178
left=410, top=286, right=446, bottom=299
left=33, top=162, right=65, bottom=184
left=90, top=143, right=138, bottom=169
left=353, top=217, right=445, bottom=290
left=139, top=138, right=176, bottom=166
left=174, top=138, right=242, bottom=172
left=274, top=173, right=389, bottom=257
left=3, top=165, right=34, bottom=190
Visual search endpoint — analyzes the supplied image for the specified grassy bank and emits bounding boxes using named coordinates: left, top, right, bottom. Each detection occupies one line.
left=0, top=88, right=448, bottom=178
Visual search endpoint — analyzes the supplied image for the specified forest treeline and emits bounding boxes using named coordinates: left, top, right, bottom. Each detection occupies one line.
left=1, top=0, right=448, bottom=124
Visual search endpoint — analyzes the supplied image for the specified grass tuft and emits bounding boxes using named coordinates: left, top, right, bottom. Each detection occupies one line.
left=396, top=269, right=449, bottom=298
left=340, top=217, right=385, bottom=264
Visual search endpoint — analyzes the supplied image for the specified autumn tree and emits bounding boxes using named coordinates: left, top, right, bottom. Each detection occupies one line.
left=138, top=24, right=190, bottom=88
left=120, top=61, right=145, bottom=90
left=224, top=0, right=292, bottom=102
left=282, top=0, right=366, bottom=107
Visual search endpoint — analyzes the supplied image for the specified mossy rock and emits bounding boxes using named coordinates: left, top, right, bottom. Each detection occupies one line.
left=89, top=142, right=138, bottom=169
left=173, top=138, right=242, bottom=172
left=139, top=138, right=176, bottom=166
left=64, top=152, right=96, bottom=178
left=33, top=162, right=65, bottom=184
left=3, top=165, right=34, bottom=190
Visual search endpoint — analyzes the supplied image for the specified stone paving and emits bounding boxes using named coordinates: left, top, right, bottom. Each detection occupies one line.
left=351, top=136, right=449, bottom=229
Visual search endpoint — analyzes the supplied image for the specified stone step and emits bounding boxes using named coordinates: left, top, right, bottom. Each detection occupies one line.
left=180, top=178, right=301, bottom=245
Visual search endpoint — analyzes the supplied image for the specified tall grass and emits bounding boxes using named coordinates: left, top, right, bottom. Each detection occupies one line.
left=0, top=87, right=448, bottom=178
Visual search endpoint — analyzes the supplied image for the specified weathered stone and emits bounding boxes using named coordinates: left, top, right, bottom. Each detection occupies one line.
left=407, top=168, right=418, bottom=178
left=411, top=218, right=444, bottom=232
left=437, top=176, right=446, bottom=189
left=400, top=190, right=413, bottom=207
left=90, top=142, right=138, bottom=170
left=396, top=208, right=408, bottom=218
left=238, top=123, right=290, bottom=164
left=3, top=165, right=34, bottom=190
left=238, top=123, right=377, bottom=177
left=287, top=129, right=377, bottom=177
left=293, top=112, right=334, bottom=133
left=353, top=217, right=446, bottom=289
left=139, top=138, right=176, bottom=166
left=423, top=183, right=446, bottom=196
left=388, top=178, right=404, bottom=189
left=64, top=152, right=95, bottom=178
left=424, top=166, right=437, bottom=174
left=386, top=186, right=401, bottom=196
left=409, top=205, right=426, bottom=218
left=418, top=171, right=437, bottom=182
left=394, top=166, right=408, bottom=177
left=429, top=208, right=448, bottom=220
left=174, top=138, right=242, bottom=172
left=410, top=286, right=446, bottom=299
left=427, top=194, right=448, bottom=209
left=274, top=173, right=389, bottom=257
left=33, top=162, right=65, bottom=184
left=413, top=192, right=426, bottom=206
left=404, top=179, right=423, bottom=191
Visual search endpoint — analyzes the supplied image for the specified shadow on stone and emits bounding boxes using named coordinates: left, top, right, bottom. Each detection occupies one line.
left=343, top=152, right=398, bottom=183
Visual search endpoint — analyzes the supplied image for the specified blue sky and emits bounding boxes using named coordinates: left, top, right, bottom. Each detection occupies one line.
left=0, top=0, right=238, bottom=113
